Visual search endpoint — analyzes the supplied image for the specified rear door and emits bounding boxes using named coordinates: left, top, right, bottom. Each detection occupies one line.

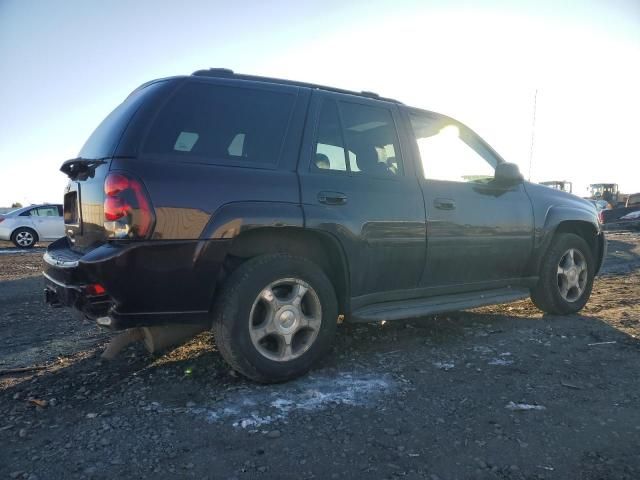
left=31, top=206, right=63, bottom=239
left=299, top=92, right=426, bottom=300
left=406, top=109, right=534, bottom=289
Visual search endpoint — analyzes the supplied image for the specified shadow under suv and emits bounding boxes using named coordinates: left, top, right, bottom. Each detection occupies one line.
left=44, top=68, right=606, bottom=382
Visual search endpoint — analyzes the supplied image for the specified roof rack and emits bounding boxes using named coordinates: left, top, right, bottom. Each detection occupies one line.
left=191, top=68, right=399, bottom=103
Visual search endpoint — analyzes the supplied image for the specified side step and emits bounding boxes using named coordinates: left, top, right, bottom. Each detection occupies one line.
left=350, top=288, right=530, bottom=323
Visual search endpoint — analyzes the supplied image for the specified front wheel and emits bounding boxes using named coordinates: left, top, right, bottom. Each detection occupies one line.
left=213, top=254, right=338, bottom=383
left=530, top=233, right=595, bottom=315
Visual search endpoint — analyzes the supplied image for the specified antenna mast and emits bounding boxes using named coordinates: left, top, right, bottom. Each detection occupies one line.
left=528, top=88, right=538, bottom=181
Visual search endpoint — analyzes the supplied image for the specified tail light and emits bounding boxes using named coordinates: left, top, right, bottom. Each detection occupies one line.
left=0, top=217, right=4, bottom=223
left=597, top=210, right=604, bottom=224
left=85, top=283, right=106, bottom=296
left=103, top=172, right=155, bottom=239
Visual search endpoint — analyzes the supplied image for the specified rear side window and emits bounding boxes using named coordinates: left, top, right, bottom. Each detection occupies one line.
left=22, top=206, right=59, bottom=217
left=143, top=82, right=295, bottom=166
left=314, top=100, right=348, bottom=172
left=35, top=206, right=60, bottom=217
left=79, top=81, right=169, bottom=160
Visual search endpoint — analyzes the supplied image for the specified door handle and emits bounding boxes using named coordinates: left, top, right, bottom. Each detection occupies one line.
left=318, top=191, right=347, bottom=205
left=434, top=198, right=456, bottom=210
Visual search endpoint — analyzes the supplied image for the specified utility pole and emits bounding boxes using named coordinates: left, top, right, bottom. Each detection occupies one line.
left=528, top=88, right=538, bottom=182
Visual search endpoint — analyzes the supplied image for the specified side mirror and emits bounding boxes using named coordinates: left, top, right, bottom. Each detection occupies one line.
left=494, top=162, right=524, bottom=185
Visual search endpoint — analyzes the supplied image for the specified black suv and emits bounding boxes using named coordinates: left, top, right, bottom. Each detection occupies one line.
left=44, top=69, right=606, bottom=382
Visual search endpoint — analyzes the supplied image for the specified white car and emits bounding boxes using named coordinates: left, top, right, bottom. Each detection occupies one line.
left=0, top=204, right=64, bottom=248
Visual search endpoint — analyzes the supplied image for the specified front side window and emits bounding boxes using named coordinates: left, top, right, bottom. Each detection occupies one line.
left=313, top=99, right=403, bottom=177
left=143, top=82, right=295, bottom=166
left=410, top=112, right=497, bottom=183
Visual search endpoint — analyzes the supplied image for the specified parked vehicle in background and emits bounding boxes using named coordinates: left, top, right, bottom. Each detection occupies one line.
left=541, top=180, right=572, bottom=193
left=626, top=193, right=640, bottom=208
left=589, top=183, right=625, bottom=207
left=0, top=204, right=64, bottom=248
left=43, top=69, right=606, bottom=383
left=599, top=192, right=640, bottom=227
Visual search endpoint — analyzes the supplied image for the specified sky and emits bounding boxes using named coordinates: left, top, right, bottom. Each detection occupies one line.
left=1, top=0, right=639, bottom=206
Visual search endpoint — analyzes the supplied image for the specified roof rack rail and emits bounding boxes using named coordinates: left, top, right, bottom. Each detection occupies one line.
left=190, top=68, right=399, bottom=103
left=192, top=68, right=235, bottom=77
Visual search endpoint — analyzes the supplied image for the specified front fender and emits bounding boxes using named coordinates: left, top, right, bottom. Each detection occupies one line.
left=541, top=205, right=600, bottom=240
left=529, top=205, right=603, bottom=275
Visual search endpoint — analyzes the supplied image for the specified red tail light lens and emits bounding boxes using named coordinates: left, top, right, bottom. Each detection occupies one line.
left=597, top=210, right=604, bottom=224
left=85, top=283, right=106, bottom=296
left=104, top=196, right=129, bottom=221
left=103, top=172, right=155, bottom=239
left=104, top=173, right=130, bottom=197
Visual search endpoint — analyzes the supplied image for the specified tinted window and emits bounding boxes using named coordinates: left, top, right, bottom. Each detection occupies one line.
left=314, top=100, right=348, bottom=172
left=410, top=112, right=497, bottom=183
left=313, top=99, right=402, bottom=177
left=143, top=82, right=295, bottom=166
left=340, top=102, right=403, bottom=177
left=79, top=81, right=169, bottom=160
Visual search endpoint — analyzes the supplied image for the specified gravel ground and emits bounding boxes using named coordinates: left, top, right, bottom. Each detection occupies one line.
left=1, top=233, right=639, bottom=480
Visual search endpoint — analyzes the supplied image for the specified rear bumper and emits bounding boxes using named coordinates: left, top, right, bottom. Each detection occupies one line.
left=43, top=236, right=230, bottom=329
left=0, top=224, right=12, bottom=240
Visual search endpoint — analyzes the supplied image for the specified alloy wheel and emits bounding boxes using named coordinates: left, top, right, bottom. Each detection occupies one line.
left=557, top=248, right=587, bottom=302
left=248, top=277, right=322, bottom=362
left=15, top=231, right=34, bottom=247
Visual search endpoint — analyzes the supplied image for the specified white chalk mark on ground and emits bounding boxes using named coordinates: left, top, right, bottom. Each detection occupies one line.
left=433, top=361, right=455, bottom=371
left=506, top=401, right=546, bottom=411
left=488, top=358, right=514, bottom=366
left=489, top=353, right=514, bottom=366
left=147, top=371, right=396, bottom=428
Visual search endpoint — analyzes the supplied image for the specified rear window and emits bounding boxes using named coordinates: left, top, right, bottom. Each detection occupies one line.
left=79, top=81, right=169, bottom=160
left=142, top=82, right=295, bottom=166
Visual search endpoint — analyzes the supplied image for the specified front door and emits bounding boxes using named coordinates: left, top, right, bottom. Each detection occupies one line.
left=406, top=109, right=534, bottom=289
left=299, top=94, right=426, bottom=300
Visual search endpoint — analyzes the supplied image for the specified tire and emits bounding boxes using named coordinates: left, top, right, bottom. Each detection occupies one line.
left=11, top=227, right=38, bottom=248
left=212, top=254, right=338, bottom=383
left=530, top=233, right=595, bottom=315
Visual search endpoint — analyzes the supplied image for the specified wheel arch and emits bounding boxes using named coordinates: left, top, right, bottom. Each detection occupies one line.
left=224, top=226, right=351, bottom=314
left=531, top=206, right=604, bottom=275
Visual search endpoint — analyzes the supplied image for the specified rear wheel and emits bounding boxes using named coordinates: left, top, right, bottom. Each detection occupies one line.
left=11, top=228, right=38, bottom=248
left=213, top=254, right=338, bottom=383
left=530, top=233, right=595, bottom=314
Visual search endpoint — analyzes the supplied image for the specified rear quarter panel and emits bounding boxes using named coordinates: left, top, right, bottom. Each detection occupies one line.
left=111, top=78, right=310, bottom=241
left=99, top=79, right=310, bottom=315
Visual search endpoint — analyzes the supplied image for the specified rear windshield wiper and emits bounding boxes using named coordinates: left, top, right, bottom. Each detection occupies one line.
left=60, top=157, right=108, bottom=180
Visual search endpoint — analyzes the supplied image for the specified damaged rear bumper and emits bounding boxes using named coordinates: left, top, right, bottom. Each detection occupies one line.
left=43, top=236, right=229, bottom=329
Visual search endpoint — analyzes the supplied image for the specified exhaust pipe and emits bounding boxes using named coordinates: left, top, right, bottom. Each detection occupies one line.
left=101, top=323, right=208, bottom=360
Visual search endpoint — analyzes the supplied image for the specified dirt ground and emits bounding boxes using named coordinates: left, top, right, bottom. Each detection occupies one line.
left=1, top=233, right=639, bottom=480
